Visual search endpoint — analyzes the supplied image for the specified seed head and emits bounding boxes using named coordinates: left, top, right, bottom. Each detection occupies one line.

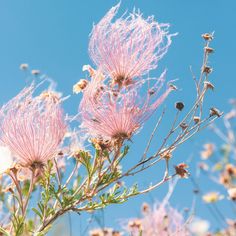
left=175, top=102, right=184, bottom=111
left=193, top=116, right=201, bottom=124
left=204, top=81, right=214, bottom=90
left=209, top=107, right=222, bottom=117
left=19, top=63, right=29, bottom=70
left=175, top=163, right=189, bottom=178
left=202, top=33, right=214, bottom=41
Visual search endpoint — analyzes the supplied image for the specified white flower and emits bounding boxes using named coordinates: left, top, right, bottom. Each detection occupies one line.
left=0, top=146, right=13, bottom=174
left=189, top=218, right=210, bottom=235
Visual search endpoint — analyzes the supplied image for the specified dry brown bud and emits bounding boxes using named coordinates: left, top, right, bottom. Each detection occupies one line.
left=210, top=107, right=222, bottom=117
left=204, top=81, right=214, bottom=90
left=202, top=33, right=214, bottom=41
left=90, top=138, right=112, bottom=151
left=72, top=150, right=83, bottom=160
left=175, top=163, right=189, bottom=178
left=169, top=84, right=178, bottom=90
left=175, top=102, right=184, bottom=111
left=31, top=69, right=40, bottom=75
left=193, top=116, right=201, bottom=124
left=205, top=46, right=214, bottom=53
left=112, top=231, right=121, bottom=236
left=219, top=173, right=230, bottom=186
left=9, top=165, right=20, bottom=175
left=225, top=164, right=236, bottom=176
left=19, top=63, right=29, bottom=70
left=4, top=186, right=14, bottom=194
left=141, top=203, right=150, bottom=214
left=160, top=149, right=173, bottom=160
left=58, top=150, right=64, bottom=156
left=202, top=66, right=213, bottom=74
left=73, top=79, right=89, bottom=94
left=128, top=219, right=142, bottom=230
left=148, top=89, right=155, bottom=95
left=228, top=188, right=236, bottom=201
left=180, top=122, right=188, bottom=130
left=115, top=181, right=124, bottom=188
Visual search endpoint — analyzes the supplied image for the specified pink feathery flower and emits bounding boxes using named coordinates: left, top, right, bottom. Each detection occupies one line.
left=89, top=3, right=174, bottom=86
left=125, top=202, right=190, bottom=236
left=0, top=83, right=67, bottom=168
left=79, top=71, right=172, bottom=145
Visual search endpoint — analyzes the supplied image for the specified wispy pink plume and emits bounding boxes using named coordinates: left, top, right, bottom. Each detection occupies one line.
left=79, top=71, right=172, bottom=142
left=89, top=3, right=174, bottom=85
left=125, top=202, right=190, bottom=236
left=0, top=83, right=67, bottom=167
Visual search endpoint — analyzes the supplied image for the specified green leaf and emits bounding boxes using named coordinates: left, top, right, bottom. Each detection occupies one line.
left=0, top=227, right=10, bottom=236
left=22, top=180, right=30, bottom=196
left=32, top=208, right=43, bottom=220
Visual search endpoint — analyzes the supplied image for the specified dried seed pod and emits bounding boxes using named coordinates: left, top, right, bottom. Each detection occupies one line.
left=169, top=84, right=178, bottom=90
left=160, top=149, right=173, bottom=160
left=205, top=46, right=214, bottom=53
left=73, top=79, right=89, bottom=94
left=180, top=122, right=188, bottom=130
left=19, top=63, right=29, bottom=70
left=210, top=107, right=222, bottom=117
left=31, top=69, right=40, bottom=75
left=228, top=188, right=236, bottom=201
left=175, top=163, right=189, bottom=178
left=202, top=33, right=214, bottom=41
left=142, top=202, right=150, bottom=214
left=175, top=102, right=184, bottom=111
left=193, top=116, right=201, bottom=123
left=202, top=66, right=213, bottom=74
left=204, top=81, right=214, bottom=90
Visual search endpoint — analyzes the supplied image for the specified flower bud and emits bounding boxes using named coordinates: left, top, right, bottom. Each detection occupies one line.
left=19, top=63, right=29, bottom=70
left=210, top=107, right=222, bottom=117
left=31, top=69, right=40, bottom=75
left=175, top=102, right=184, bottom=111
left=202, top=33, right=214, bottom=41
left=202, top=66, right=213, bottom=74
left=205, top=46, right=214, bottom=53
left=204, top=81, right=214, bottom=90
left=175, top=163, right=189, bottom=178
left=193, top=116, right=200, bottom=124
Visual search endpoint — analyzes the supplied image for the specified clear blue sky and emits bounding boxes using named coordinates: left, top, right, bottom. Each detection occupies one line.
left=0, top=0, right=235, bottom=235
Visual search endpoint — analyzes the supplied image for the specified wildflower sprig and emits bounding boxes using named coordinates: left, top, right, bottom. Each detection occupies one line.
left=0, top=4, right=221, bottom=236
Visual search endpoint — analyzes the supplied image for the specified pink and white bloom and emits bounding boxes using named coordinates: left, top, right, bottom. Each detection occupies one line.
left=89, top=3, right=174, bottom=86
left=79, top=71, right=172, bottom=144
left=125, top=202, right=190, bottom=236
left=0, top=146, right=13, bottom=174
left=0, top=84, right=67, bottom=167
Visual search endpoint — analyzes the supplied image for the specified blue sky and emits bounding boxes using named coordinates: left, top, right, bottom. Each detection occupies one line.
left=0, top=0, right=236, bottom=235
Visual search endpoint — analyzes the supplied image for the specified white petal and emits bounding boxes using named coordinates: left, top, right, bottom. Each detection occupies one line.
left=0, top=146, right=13, bottom=174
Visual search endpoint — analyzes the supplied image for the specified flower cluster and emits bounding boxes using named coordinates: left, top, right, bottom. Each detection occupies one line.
left=0, top=83, right=66, bottom=168
left=90, top=201, right=190, bottom=236
left=89, top=3, right=174, bottom=87
left=125, top=202, right=190, bottom=236
left=78, top=3, right=173, bottom=148
left=79, top=70, right=172, bottom=147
